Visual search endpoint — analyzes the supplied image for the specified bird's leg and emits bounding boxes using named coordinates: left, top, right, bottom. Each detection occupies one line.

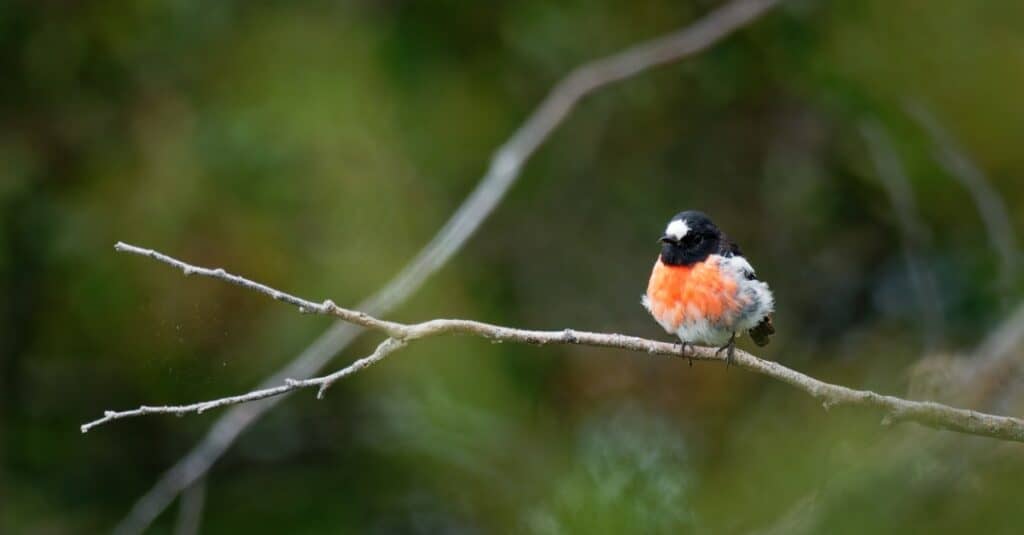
left=715, top=333, right=737, bottom=368
left=677, top=340, right=694, bottom=367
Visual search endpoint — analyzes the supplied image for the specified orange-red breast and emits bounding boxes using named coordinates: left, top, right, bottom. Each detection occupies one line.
left=642, top=211, right=774, bottom=364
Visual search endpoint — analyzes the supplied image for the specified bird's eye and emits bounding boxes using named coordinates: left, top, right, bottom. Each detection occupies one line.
left=679, top=233, right=704, bottom=248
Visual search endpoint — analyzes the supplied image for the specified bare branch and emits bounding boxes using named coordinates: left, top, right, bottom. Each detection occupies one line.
left=82, top=335, right=405, bottom=433
left=905, top=101, right=1020, bottom=292
left=111, top=2, right=785, bottom=533
left=861, top=119, right=945, bottom=350
left=757, top=122, right=1022, bottom=534
left=85, top=244, right=1024, bottom=443
left=751, top=303, right=1024, bottom=535
left=963, top=302, right=1024, bottom=413
left=173, top=479, right=205, bottom=535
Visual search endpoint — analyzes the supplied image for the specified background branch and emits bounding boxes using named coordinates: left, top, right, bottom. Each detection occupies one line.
left=108, top=1, right=784, bottom=533
left=861, top=119, right=945, bottom=351
left=85, top=243, right=1024, bottom=443
left=905, top=101, right=1020, bottom=294
left=749, top=112, right=1024, bottom=533
left=752, top=301, right=1024, bottom=535
left=172, top=479, right=205, bottom=535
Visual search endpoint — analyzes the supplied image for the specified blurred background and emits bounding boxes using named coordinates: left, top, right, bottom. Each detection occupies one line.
left=4, top=0, right=1024, bottom=533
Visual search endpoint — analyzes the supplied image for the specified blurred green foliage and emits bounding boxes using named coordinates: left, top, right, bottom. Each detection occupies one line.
left=3, top=0, right=1024, bottom=533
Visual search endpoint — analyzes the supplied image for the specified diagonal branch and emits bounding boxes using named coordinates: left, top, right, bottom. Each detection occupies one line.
left=83, top=243, right=1024, bottom=443
left=751, top=110, right=1024, bottom=535
left=173, top=479, right=205, bottom=535
left=82, top=336, right=407, bottom=432
left=111, top=2, right=785, bottom=533
left=861, top=119, right=944, bottom=350
left=905, top=102, right=1020, bottom=292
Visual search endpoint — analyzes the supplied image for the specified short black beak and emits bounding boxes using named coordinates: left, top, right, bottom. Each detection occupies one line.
left=659, top=235, right=676, bottom=245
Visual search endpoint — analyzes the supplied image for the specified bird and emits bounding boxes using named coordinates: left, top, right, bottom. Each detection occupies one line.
left=642, top=210, right=774, bottom=366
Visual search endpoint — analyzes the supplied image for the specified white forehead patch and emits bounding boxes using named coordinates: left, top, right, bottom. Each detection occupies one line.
left=665, top=219, right=690, bottom=240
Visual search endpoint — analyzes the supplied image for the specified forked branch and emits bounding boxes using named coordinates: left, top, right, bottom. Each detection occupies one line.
left=112, top=3, right=787, bottom=532
left=82, top=243, right=1024, bottom=443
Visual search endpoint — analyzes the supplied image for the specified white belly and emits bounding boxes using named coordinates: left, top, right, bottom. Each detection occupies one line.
left=648, top=254, right=774, bottom=346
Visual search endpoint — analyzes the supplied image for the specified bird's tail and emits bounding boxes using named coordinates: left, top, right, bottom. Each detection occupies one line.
left=749, top=315, right=775, bottom=347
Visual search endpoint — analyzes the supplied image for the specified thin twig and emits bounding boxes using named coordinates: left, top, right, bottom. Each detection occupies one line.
left=111, top=2, right=785, bottom=533
left=84, top=243, right=1024, bottom=443
left=82, top=336, right=405, bottom=432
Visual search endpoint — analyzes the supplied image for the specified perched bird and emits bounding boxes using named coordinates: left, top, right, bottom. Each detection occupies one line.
left=642, top=211, right=774, bottom=365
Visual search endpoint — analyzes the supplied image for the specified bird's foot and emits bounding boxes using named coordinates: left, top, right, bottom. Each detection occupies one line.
left=715, top=333, right=737, bottom=368
left=677, top=341, right=695, bottom=367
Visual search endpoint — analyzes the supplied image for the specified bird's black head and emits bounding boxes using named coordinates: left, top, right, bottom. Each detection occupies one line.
left=658, top=211, right=725, bottom=266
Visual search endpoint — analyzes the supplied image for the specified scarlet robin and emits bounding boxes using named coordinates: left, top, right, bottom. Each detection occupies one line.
left=643, top=211, right=774, bottom=365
